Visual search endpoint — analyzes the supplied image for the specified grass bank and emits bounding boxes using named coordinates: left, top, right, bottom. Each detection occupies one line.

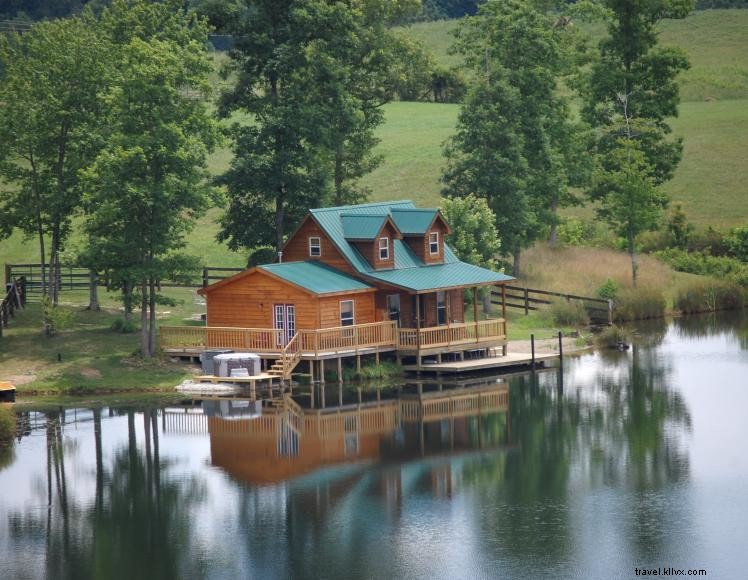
left=0, top=292, right=205, bottom=396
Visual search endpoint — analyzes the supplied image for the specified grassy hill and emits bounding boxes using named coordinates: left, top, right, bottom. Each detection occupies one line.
left=1, top=10, right=746, bottom=269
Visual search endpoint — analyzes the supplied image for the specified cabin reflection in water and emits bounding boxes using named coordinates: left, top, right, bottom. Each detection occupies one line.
left=207, top=382, right=510, bottom=486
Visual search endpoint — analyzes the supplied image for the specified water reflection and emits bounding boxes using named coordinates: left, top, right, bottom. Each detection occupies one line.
left=2, top=313, right=746, bottom=578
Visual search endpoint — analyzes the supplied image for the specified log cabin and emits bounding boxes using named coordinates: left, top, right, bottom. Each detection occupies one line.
left=161, top=200, right=514, bottom=378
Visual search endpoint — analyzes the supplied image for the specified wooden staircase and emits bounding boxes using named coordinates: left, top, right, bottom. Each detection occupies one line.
left=267, top=333, right=302, bottom=380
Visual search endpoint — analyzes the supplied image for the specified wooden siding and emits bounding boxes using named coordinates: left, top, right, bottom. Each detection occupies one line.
left=318, top=293, right=376, bottom=328
left=205, top=269, right=320, bottom=329
left=350, top=220, right=398, bottom=271
left=404, top=221, right=448, bottom=265
left=283, top=216, right=356, bottom=275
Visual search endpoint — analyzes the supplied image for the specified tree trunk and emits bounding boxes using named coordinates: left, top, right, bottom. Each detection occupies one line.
left=275, top=187, right=285, bottom=253
left=148, top=278, right=156, bottom=357
left=549, top=198, right=559, bottom=246
left=628, top=230, right=638, bottom=287
left=140, top=281, right=150, bottom=357
left=512, top=250, right=522, bottom=278
left=122, top=281, right=133, bottom=323
left=482, top=289, right=492, bottom=315
left=87, top=270, right=100, bottom=311
left=50, top=224, right=60, bottom=306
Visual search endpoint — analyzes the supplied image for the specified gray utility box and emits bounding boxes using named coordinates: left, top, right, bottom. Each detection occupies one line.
left=213, top=353, right=261, bottom=378
left=201, top=349, right=234, bottom=374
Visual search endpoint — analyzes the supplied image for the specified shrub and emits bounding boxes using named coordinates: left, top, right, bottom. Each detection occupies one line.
left=654, top=248, right=748, bottom=286
left=675, top=281, right=745, bottom=314
left=42, top=297, right=75, bottom=336
left=687, top=226, right=729, bottom=256
left=549, top=298, right=589, bottom=327
left=594, top=325, right=630, bottom=349
left=557, top=218, right=595, bottom=246
left=596, top=278, right=619, bottom=301
left=613, top=288, right=666, bottom=322
left=727, top=224, right=748, bottom=262
left=0, top=406, right=15, bottom=442
left=111, top=317, right=137, bottom=334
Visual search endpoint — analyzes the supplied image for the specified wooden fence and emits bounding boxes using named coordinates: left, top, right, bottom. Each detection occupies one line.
left=491, top=284, right=612, bottom=325
left=4, top=263, right=245, bottom=298
left=0, top=277, right=26, bottom=338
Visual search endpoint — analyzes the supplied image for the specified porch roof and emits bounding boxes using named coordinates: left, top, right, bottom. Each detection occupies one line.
left=259, top=261, right=374, bottom=295
left=362, top=260, right=513, bottom=293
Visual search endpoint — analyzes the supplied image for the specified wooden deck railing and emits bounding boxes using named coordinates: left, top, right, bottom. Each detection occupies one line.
left=160, top=318, right=505, bottom=355
left=396, top=319, right=506, bottom=351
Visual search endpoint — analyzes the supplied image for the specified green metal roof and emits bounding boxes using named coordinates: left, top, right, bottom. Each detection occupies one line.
left=363, top=261, right=514, bottom=293
left=259, top=261, right=373, bottom=295
left=341, top=214, right=388, bottom=240
left=390, top=208, right=438, bottom=235
left=307, top=200, right=514, bottom=290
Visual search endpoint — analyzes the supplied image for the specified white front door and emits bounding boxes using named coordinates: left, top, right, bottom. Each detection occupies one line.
left=274, top=304, right=296, bottom=346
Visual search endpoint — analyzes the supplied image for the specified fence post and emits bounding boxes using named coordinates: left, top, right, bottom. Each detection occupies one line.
left=524, top=287, right=529, bottom=316
left=608, top=299, right=613, bottom=325
left=558, top=330, right=563, bottom=369
left=202, top=267, right=209, bottom=288
left=4, top=264, right=11, bottom=287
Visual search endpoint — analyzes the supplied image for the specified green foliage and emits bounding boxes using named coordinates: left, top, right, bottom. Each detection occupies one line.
left=344, top=361, right=403, bottom=381
left=591, top=139, right=669, bottom=285
left=111, top=316, right=138, bottom=334
left=727, top=224, right=748, bottom=262
left=655, top=248, right=748, bottom=286
left=597, top=278, right=619, bottom=301
left=219, top=0, right=417, bottom=251
left=442, top=0, right=591, bottom=272
left=41, top=297, right=75, bottom=336
left=675, top=280, right=745, bottom=313
left=549, top=298, right=590, bottom=328
left=667, top=203, right=694, bottom=249
left=557, top=219, right=596, bottom=246
left=580, top=0, right=692, bottom=186
left=613, top=288, right=667, bottom=321
left=0, top=13, right=111, bottom=303
left=594, top=325, right=630, bottom=349
left=440, top=194, right=501, bottom=269
left=0, top=406, right=15, bottom=443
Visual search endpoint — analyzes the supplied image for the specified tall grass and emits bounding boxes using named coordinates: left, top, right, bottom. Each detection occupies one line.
left=0, top=406, right=15, bottom=442
left=675, top=280, right=745, bottom=314
left=613, top=289, right=667, bottom=322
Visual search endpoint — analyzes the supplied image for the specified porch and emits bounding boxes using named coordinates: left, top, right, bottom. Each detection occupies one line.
left=160, top=318, right=507, bottom=361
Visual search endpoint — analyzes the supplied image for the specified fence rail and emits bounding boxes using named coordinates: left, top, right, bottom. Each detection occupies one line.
left=491, top=284, right=612, bottom=324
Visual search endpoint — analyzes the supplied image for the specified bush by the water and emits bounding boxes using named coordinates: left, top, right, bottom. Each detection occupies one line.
left=594, top=325, right=630, bottom=349
left=613, top=288, right=666, bottom=322
left=596, top=278, right=619, bottom=301
left=111, top=317, right=137, bottom=333
left=549, top=298, right=589, bottom=327
left=342, top=361, right=403, bottom=382
left=0, top=406, right=15, bottom=442
left=655, top=248, right=748, bottom=286
left=675, top=281, right=745, bottom=314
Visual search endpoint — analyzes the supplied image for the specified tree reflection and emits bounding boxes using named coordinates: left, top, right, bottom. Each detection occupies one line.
left=7, top=407, right=207, bottom=580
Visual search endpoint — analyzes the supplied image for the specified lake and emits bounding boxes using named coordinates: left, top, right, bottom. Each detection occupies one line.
left=1, top=312, right=746, bottom=579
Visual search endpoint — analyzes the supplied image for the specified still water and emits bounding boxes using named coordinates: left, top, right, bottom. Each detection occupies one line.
left=1, top=313, right=747, bottom=579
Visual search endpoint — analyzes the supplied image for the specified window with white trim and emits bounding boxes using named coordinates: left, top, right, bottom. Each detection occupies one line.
left=379, top=237, right=389, bottom=260
left=429, top=232, right=439, bottom=255
left=309, top=236, right=321, bottom=257
left=340, top=300, right=355, bottom=326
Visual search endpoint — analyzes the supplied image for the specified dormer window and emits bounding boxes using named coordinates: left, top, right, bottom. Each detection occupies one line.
left=379, top=237, right=389, bottom=260
left=429, top=232, right=439, bottom=255
left=309, top=236, right=321, bottom=257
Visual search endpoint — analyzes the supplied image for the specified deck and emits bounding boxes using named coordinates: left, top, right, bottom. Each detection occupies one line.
left=403, top=352, right=559, bottom=373
left=160, top=319, right=507, bottom=359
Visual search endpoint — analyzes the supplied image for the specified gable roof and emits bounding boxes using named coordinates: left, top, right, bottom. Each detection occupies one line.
left=305, top=200, right=514, bottom=293
left=341, top=214, right=399, bottom=240
left=390, top=208, right=450, bottom=236
left=199, top=261, right=374, bottom=296
left=259, top=261, right=373, bottom=294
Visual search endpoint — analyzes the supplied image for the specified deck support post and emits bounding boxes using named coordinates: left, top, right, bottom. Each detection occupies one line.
left=472, top=286, right=479, bottom=343
left=320, top=359, right=325, bottom=385
left=416, top=293, right=421, bottom=352
left=320, top=382, right=325, bottom=408
left=309, top=359, right=314, bottom=383
left=375, top=349, right=379, bottom=365
left=338, top=383, right=343, bottom=406
left=501, top=284, right=507, bottom=319
left=356, top=354, right=361, bottom=372
left=337, top=357, right=342, bottom=383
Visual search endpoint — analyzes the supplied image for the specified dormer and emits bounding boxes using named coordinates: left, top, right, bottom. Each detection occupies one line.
left=390, top=208, right=451, bottom=265
left=341, top=214, right=402, bottom=270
